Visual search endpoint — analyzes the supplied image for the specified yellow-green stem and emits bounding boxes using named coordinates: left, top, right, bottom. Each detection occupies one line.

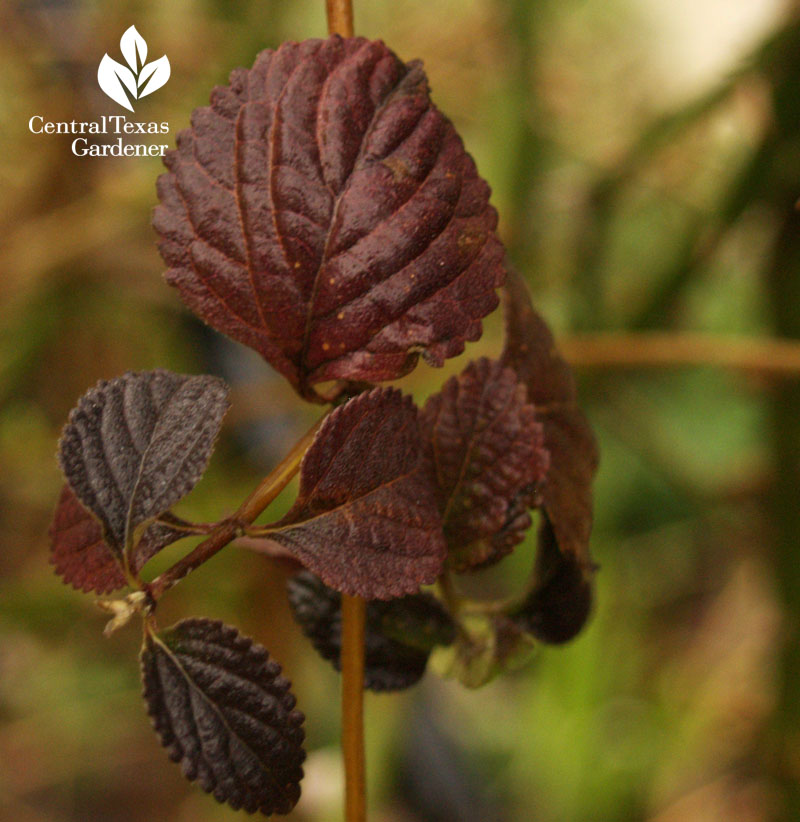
left=341, top=593, right=366, bottom=822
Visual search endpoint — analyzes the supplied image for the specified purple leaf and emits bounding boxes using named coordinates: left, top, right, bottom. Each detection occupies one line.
left=254, top=387, right=447, bottom=599
left=288, top=571, right=455, bottom=691
left=49, top=484, right=188, bottom=594
left=141, top=618, right=305, bottom=815
left=419, top=357, right=549, bottom=571
left=57, top=370, right=229, bottom=558
left=508, top=516, right=594, bottom=644
left=154, top=36, right=506, bottom=400
left=501, top=270, right=598, bottom=573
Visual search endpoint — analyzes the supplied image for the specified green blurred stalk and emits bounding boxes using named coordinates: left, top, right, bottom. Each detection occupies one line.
left=760, top=12, right=800, bottom=815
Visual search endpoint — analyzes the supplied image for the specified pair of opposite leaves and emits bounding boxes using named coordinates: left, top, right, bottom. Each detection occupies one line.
left=51, top=35, right=597, bottom=817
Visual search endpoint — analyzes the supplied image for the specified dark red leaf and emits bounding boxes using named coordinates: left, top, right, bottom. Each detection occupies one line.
left=141, top=618, right=305, bottom=815
left=49, top=484, right=187, bottom=595
left=500, top=270, right=598, bottom=573
left=257, top=387, right=446, bottom=599
left=154, top=36, right=506, bottom=400
left=57, top=370, right=229, bottom=556
left=287, top=571, right=455, bottom=691
left=419, top=357, right=549, bottom=571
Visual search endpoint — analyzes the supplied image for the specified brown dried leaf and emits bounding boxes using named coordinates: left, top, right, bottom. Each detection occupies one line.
left=154, top=36, right=506, bottom=400
left=501, top=270, right=598, bottom=572
left=419, top=357, right=549, bottom=571
left=49, top=484, right=186, bottom=594
left=260, top=387, right=447, bottom=599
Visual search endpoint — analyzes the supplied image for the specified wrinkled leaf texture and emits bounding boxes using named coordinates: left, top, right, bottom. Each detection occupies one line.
left=287, top=571, right=455, bottom=691
left=420, top=357, right=549, bottom=571
left=49, top=484, right=186, bottom=594
left=57, top=370, right=229, bottom=561
left=255, top=387, right=446, bottom=599
left=141, top=618, right=305, bottom=816
left=154, top=36, right=506, bottom=401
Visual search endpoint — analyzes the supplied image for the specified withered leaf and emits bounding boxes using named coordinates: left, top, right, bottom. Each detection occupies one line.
left=432, top=611, right=534, bottom=689
left=419, top=357, right=549, bottom=571
left=141, top=618, right=305, bottom=816
left=508, top=516, right=594, bottom=644
left=501, top=270, right=598, bottom=574
left=57, top=370, right=229, bottom=560
left=259, top=387, right=446, bottom=599
left=154, top=36, right=506, bottom=400
left=49, top=484, right=187, bottom=594
left=287, top=571, right=455, bottom=691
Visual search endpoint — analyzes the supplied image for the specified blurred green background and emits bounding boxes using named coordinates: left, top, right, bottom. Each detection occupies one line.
left=3, top=0, right=800, bottom=819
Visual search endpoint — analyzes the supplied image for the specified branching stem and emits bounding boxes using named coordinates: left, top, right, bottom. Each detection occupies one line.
left=341, top=593, right=367, bottom=822
left=146, top=414, right=325, bottom=601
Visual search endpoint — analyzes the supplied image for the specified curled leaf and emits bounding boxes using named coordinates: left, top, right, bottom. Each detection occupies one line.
left=256, top=387, right=446, bottom=599
left=419, top=357, right=549, bottom=571
left=501, top=270, right=598, bottom=574
left=57, top=370, right=230, bottom=561
left=141, top=618, right=305, bottom=816
left=154, top=36, right=506, bottom=400
left=508, top=516, right=594, bottom=645
left=49, top=484, right=187, bottom=594
left=288, top=572, right=455, bottom=691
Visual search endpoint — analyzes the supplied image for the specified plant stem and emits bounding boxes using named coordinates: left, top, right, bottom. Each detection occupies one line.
left=341, top=593, right=367, bottom=822
left=326, top=0, right=354, bottom=37
left=146, top=414, right=325, bottom=601
left=324, top=0, right=364, bottom=815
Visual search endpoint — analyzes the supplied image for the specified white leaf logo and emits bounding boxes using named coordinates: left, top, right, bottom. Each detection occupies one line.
left=97, top=26, right=170, bottom=111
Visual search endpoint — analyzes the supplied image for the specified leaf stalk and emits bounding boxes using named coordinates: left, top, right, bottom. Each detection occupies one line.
left=146, top=414, right=325, bottom=600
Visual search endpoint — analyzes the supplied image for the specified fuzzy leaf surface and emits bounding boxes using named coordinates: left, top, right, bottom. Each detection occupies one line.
left=154, top=36, right=506, bottom=400
left=288, top=572, right=455, bottom=691
left=57, top=370, right=229, bottom=557
left=501, top=271, right=598, bottom=572
left=419, top=357, right=549, bottom=571
left=262, top=387, right=446, bottom=598
left=141, top=618, right=305, bottom=816
left=49, top=484, right=187, bottom=594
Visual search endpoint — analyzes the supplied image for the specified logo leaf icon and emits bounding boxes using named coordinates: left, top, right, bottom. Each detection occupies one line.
left=120, top=25, right=147, bottom=73
left=98, top=27, right=170, bottom=111
left=97, top=54, right=137, bottom=112
left=138, top=55, right=170, bottom=97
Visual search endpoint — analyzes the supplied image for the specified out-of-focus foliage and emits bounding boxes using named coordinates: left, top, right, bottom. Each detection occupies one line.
left=1, top=0, right=798, bottom=820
